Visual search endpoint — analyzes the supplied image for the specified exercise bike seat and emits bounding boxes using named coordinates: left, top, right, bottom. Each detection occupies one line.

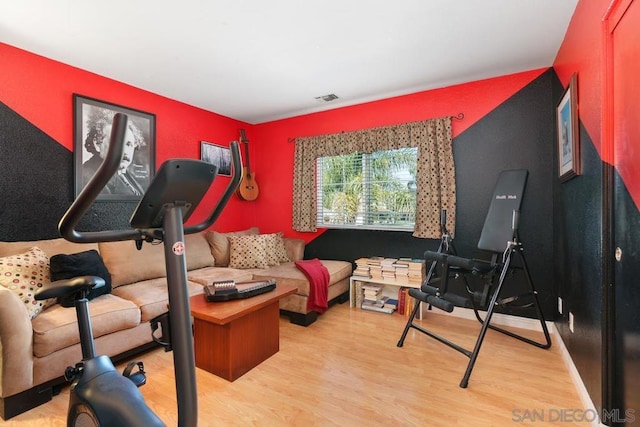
left=71, top=355, right=164, bottom=427
left=35, top=275, right=105, bottom=300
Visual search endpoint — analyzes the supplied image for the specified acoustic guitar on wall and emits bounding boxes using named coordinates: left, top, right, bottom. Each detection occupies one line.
left=236, top=129, right=259, bottom=201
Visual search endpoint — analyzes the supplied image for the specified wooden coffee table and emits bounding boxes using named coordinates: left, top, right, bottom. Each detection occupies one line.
left=189, top=284, right=297, bottom=381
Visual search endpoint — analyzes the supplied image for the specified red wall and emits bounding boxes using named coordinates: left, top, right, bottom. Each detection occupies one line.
left=554, top=0, right=640, bottom=208
left=553, top=0, right=609, bottom=159
left=0, top=42, right=252, bottom=231
left=252, top=68, right=547, bottom=241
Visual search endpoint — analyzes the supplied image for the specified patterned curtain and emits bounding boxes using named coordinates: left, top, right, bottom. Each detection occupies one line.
left=292, top=117, right=455, bottom=238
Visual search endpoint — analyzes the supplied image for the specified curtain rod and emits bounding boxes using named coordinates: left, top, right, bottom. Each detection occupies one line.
left=287, top=113, right=464, bottom=143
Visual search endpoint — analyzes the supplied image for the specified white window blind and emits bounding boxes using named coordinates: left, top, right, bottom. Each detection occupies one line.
left=316, top=147, right=418, bottom=231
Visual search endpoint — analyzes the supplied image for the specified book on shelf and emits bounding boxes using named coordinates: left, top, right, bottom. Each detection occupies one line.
left=369, top=265, right=383, bottom=279
left=396, top=257, right=423, bottom=264
left=404, top=289, right=416, bottom=316
left=363, top=296, right=388, bottom=307
left=352, top=258, right=371, bottom=278
left=393, top=269, right=408, bottom=282
left=397, top=287, right=407, bottom=315
left=361, top=301, right=395, bottom=314
left=380, top=257, right=398, bottom=267
left=361, top=284, right=383, bottom=304
left=352, top=269, right=371, bottom=278
left=384, top=298, right=398, bottom=310
left=366, top=256, right=384, bottom=266
left=354, top=282, right=364, bottom=308
left=380, top=258, right=398, bottom=278
left=352, top=274, right=371, bottom=279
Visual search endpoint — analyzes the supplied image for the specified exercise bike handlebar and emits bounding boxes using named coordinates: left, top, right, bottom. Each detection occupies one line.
left=59, top=113, right=242, bottom=243
left=183, top=142, right=242, bottom=235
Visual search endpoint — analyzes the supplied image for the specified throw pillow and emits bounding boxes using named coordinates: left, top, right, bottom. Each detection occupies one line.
left=50, top=250, right=112, bottom=307
left=228, top=234, right=269, bottom=269
left=0, top=247, right=54, bottom=319
left=204, top=227, right=259, bottom=267
left=262, top=233, right=290, bottom=265
left=273, top=232, right=291, bottom=263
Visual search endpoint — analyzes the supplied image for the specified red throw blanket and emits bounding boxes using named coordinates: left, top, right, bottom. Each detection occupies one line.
left=295, top=258, right=330, bottom=314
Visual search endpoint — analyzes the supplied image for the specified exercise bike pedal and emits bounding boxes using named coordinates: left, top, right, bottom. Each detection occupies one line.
left=64, top=363, right=83, bottom=382
left=122, top=361, right=147, bottom=388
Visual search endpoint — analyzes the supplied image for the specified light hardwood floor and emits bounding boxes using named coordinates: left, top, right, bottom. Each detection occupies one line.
left=5, top=303, right=589, bottom=426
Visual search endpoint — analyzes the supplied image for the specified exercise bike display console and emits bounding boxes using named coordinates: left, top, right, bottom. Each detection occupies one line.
left=36, top=113, right=242, bottom=427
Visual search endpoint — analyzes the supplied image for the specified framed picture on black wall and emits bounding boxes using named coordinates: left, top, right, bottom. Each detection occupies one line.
left=73, top=95, right=156, bottom=200
left=200, top=141, right=232, bottom=176
left=556, top=73, right=580, bottom=182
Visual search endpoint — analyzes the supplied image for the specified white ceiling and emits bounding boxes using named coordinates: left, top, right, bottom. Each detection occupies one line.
left=1, top=1, right=578, bottom=124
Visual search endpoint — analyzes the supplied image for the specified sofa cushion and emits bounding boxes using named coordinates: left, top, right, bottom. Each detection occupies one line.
left=32, top=293, right=140, bottom=358
left=111, top=277, right=204, bottom=322
left=252, top=260, right=352, bottom=296
left=184, top=232, right=216, bottom=271
left=0, top=247, right=55, bottom=319
left=187, top=266, right=254, bottom=286
left=204, top=227, right=259, bottom=267
left=99, top=240, right=166, bottom=288
left=284, top=238, right=305, bottom=262
left=50, top=250, right=112, bottom=306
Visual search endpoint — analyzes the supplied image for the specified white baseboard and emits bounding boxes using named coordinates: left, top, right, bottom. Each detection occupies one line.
left=420, top=304, right=553, bottom=331
left=551, top=323, right=604, bottom=427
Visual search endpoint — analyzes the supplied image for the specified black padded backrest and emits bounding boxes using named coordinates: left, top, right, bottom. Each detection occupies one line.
left=477, top=169, right=528, bottom=253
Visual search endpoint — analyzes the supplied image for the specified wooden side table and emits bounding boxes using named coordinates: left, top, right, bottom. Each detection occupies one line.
left=189, top=284, right=297, bottom=381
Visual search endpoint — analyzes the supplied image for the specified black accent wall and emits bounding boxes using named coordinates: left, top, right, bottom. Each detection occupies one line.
left=0, top=102, right=139, bottom=242
left=553, top=119, right=604, bottom=414
left=0, top=102, right=71, bottom=240
left=307, top=69, right=558, bottom=319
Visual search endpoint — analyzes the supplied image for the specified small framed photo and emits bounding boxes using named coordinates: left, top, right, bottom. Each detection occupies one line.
left=556, top=73, right=580, bottom=182
left=200, top=142, right=231, bottom=176
left=73, top=95, right=156, bottom=200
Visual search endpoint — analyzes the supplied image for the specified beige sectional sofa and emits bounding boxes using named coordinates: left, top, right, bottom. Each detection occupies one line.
left=0, top=229, right=351, bottom=419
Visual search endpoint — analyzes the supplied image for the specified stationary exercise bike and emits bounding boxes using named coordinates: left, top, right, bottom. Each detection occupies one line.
left=36, top=113, right=242, bottom=426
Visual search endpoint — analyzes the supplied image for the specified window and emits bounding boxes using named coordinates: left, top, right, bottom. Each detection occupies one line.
left=293, top=117, right=455, bottom=238
left=316, top=147, right=418, bottom=231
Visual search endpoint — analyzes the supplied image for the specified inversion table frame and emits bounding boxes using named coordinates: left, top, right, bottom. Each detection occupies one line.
left=396, top=169, right=551, bottom=388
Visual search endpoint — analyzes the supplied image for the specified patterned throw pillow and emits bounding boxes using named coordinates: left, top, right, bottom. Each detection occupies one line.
left=204, top=227, right=260, bottom=267
left=0, top=247, right=54, bottom=319
left=263, top=233, right=290, bottom=265
left=227, top=235, right=270, bottom=269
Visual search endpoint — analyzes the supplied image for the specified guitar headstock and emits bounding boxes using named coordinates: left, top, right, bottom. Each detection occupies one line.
left=239, top=129, right=248, bottom=143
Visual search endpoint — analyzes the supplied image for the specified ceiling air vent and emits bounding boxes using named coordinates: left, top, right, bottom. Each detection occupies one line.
left=315, top=94, right=339, bottom=102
